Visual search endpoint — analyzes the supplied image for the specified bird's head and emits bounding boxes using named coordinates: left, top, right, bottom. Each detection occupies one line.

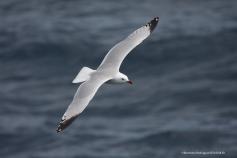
left=117, top=72, right=132, bottom=85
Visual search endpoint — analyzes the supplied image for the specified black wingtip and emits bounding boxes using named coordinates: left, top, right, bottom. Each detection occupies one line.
left=56, top=115, right=78, bottom=133
left=147, top=17, right=159, bottom=33
left=56, top=120, right=65, bottom=133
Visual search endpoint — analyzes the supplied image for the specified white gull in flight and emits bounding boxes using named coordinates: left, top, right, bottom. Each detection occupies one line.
left=57, top=17, right=159, bottom=132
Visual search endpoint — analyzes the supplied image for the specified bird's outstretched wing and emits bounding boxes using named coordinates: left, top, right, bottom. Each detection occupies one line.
left=97, top=17, right=159, bottom=72
left=57, top=75, right=110, bottom=132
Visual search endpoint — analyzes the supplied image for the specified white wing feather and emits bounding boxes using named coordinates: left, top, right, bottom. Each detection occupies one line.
left=98, top=17, right=159, bottom=72
left=57, top=75, right=110, bottom=132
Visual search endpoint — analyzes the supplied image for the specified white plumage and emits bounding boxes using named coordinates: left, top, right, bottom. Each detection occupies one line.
left=57, top=17, right=159, bottom=132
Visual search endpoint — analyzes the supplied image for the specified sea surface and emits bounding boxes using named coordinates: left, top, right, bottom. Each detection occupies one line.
left=1, top=0, right=237, bottom=158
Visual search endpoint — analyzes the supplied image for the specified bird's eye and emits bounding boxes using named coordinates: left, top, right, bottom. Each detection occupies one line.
left=122, top=78, right=125, bottom=80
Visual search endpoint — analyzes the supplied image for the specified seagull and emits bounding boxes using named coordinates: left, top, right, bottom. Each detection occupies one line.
left=57, top=17, right=159, bottom=132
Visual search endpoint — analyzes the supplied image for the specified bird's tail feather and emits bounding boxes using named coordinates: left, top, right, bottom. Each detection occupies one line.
left=72, top=67, right=95, bottom=83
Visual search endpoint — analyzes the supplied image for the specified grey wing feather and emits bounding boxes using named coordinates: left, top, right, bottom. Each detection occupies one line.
left=97, top=17, right=159, bottom=72
left=57, top=75, right=110, bottom=132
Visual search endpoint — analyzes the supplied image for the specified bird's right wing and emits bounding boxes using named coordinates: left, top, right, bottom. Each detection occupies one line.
left=97, top=17, right=159, bottom=72
left=57, top=75, right=110, bottom=132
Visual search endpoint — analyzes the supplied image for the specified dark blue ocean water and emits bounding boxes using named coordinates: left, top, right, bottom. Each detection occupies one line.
left=1, top=0, right=237, bottom=158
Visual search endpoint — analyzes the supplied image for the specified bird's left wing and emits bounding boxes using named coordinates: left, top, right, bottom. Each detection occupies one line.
left=57, top=75, right=110, bottom=132
left=97, top=17, right=159, bottom=72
